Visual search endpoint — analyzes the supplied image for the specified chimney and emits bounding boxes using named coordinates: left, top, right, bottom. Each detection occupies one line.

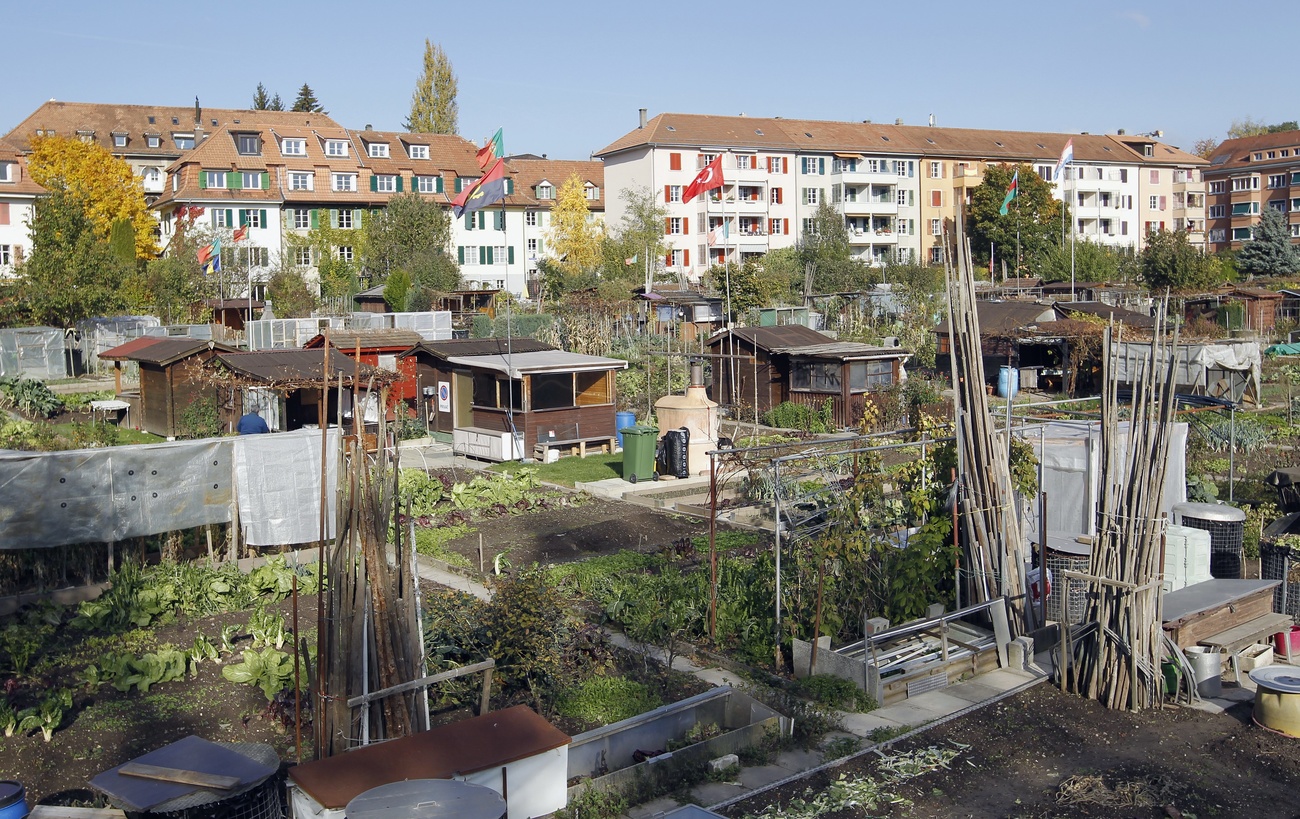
left=639, top=108, right=648, bottom=129
left=1117, top=128, right=1126, bottom=135
left=689, top=359, right=704, bottom=389
left=365, top=123, right=372, bottom=131
left=895, top=118, right=903, bottom=126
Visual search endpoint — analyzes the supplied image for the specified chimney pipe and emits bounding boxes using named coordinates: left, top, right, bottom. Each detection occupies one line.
left=639, top=108, right=648, bottom=129
left=689, top=359, right=704, bottom=389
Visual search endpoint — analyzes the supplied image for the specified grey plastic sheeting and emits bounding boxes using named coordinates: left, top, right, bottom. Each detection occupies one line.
left=0, top=429, right=338, bottom=549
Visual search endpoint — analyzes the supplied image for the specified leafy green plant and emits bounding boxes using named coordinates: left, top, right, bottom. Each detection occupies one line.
left=413, top=524, right=470, bottom=565
left=823, top=735, right=862, bottom=759
left=17, top=689, right=72, bottom=742
left=247, top=608, right=287, bottom=650
left=220, top=624, right=241, bottom=656
left=177, top=396, right=220, bottom=439
left=794, top=675, right=877, bottom=712
left=557, top=788, right=628, bottom=819
left=1, top=624, right=51, bottom=675
left=222, top=647, right=297, bottom=700
left=102, top=648, right=189, bottom=694
left=0, top=377, right=65, bottom=418
left=762, top=400, right=835, bottom=433
left=188, top=635, right=219, bottom=674
left=555, top=676, right=662, bottom=725
left=0, top=700, right=16, bottom=737
left=399, top=469, right=445, bottom=515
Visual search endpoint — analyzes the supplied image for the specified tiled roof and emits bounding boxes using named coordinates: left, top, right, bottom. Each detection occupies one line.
left=303, top=329, right=424, bottom=350
left=597, top=112, right=1206, bottom=166
left=0, top=141, right=45, bottom=196
left=3, top=100, right=339, bottom=158
left=506, top=158, right=605, bottom=210
left=1206, top=130, right=1300, bottom=171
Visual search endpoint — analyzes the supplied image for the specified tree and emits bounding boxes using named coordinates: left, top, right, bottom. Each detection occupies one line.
left=1138, top=228, right=1229, bottom=291
left=252, top=83, right=272, bottom=110
left=601, top=186, right=668, bottom=289
left=405, top=40, right=458, bottom=134
left=269, top=93, right=284, bottom=111
left=364, top=192, right=457, bottom=290
left=1227, top=117, right=1300, bottom=140
left=14, top=188, right=130, bottom=326
left=291, top=84, right=325, bottom=114
left=546, top=174, right=604, bottom=278
left=798, top=202, right=868, bottom=294
left=1236, top=207, right=1300, bottom=278
left=266, top=258, right=318, bottom=318
left=1193, top=137, right=1219, bottom=161
left=704, top=257, right=790, bottom=316
left=967, top=163, right=1066, bottom=276
left=382, top=268, right=414, bottom=312
left=26, top=135, right=158, bottom=260
left=1039, top=240, right=1138, bottom=284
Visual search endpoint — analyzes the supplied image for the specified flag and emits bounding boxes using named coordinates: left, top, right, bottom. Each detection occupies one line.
left=476, top=128, right=504, bottom=169
left=199, top=237, right=222, bottom=274
left=232, top=225, right=248, bottom=242
left=624, top=254, right=637, bottom=266
left=708, top=220, right=728, bottom=247
left=999, top=170, right=1019, bottom=216
left=683, top=155, right=724, bottom=203
left=452, top=158, right=507, bottom=218
left=1053, top=139, right=1074, bottom=183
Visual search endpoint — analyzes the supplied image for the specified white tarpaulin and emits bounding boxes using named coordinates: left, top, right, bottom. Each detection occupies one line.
left=1015, top=420, right=1187, bottom=538
left=234, top=428, right=338, bottom=547
left=1111, top=340, right=1261, bottom=404
left=0, top=327, right=68, bottom=379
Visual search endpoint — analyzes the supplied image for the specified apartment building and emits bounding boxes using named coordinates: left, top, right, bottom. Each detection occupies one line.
left=1203, top=130, right=1300, bottom=253
left=598, top=112, right=1206, bottom=278
left=0, top=140, right=41, bottom=279
left=500, top=157, right=604, bottom=295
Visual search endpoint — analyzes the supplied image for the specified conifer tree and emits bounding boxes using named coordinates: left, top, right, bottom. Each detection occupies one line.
left=405, top=40, right=458, bottom=134
left=1237, top=207, right=1300, bottom=278
left=291, top=84, right=326, bottom=114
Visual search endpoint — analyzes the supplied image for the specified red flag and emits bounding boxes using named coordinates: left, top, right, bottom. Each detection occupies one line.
left=232, top=225, right=248, bottom=242
left=452, top=158, right=508, bottom=218
left=683, top=155, right=724, bottom=203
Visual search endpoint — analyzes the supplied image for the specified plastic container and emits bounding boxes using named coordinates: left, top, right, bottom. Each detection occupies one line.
left=1184, top=646, right=1223, bottom=698
left=997, top=365, right=1019, bottom=399
left=658, top=427, right=691, bottom=479
left=1161, top=660, right=1179, bottom=696
left=615, top=411, right=637, bottom=448
left=1275, top=625, right=1300, bottom=660
left=621, top=426, right=659, bottom=483
left=0, top=782, right=27, bottom=819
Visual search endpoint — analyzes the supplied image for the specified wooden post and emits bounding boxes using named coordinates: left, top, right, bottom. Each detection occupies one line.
left=708, top=450, right=718, bottom=643
left=480, top=666, right=494, bottom=714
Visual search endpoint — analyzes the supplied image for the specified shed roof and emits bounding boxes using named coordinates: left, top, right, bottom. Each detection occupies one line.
left=446, top=350, right=628, bottom=378
left=705, top=324, right=833, bottom=350
left=402, top=337, right=556, bottom=359
left=934, top=301, right=1056, bottom=336
left=209, top=348, right=393, bottom=387
left=99, top=336, right=165, bottom=362
left=288, top=705, right=569, bottom=809
left=125, top=338, right=235, bottom=366
left=303, top=329, right=424, bottom=350
left=1052, top=301, right=1157, bottom=328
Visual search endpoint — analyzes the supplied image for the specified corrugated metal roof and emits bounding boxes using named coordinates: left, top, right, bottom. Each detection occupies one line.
left=404, top=338, right=556, bottom=359
left=288, top=705, right=569, bottom=809
left=935, top=302, right=1056, bottom=335
left=211, top=348, right=389, bottom=384
left=706, top=324, right=833, bottom=350
left=769, top=341, right=911, bottom=359
left=99, top=336, right=165, bottom=361
left=446, top=350, right=628, bottom=378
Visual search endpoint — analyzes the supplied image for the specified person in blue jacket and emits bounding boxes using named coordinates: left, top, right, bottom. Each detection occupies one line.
left=237, top=408, right=270, bottom=435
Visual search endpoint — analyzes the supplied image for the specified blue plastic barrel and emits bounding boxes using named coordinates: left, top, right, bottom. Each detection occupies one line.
left=0, top=782, right=27, bottom=819
left=997, top=366, right=1019, bottom=399
left=615, top=411, right=637, bottom=447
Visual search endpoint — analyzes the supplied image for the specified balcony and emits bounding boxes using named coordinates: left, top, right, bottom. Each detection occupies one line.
left=706, top=195, right=767, bottom=214
left=847, top=228, right=898, bottom=245
left=842, top=197, right=898, bottom=216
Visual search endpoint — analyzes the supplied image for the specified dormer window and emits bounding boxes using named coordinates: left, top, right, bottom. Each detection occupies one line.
left=146, top=134, right=161, bottom=148
left=408, top=144, right=429, bottom=159
left=325, top=139, right=349, bottom=157
left=174, top=133, right=195, bottom=150
left=536, top=182, right=554, bottom=200
left=368, top=142, right=389, bottom=158
left=281, top=138, right=306, bottom=156
left=584, top=183, right=599, bottom=200
left=112, top=133, right=128, bottom=148
left=236, top=134, right=261, bottom=155
left=76, top=130, right=95, bottom=144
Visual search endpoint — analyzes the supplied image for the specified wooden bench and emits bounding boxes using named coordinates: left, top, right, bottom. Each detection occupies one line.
left=1199, top=612, right=1295, bottom=683
left=533, top=436, right=616, bottom=462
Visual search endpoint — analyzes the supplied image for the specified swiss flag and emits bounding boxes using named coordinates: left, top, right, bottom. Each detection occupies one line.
left=683, top=155, right=724, bottom=203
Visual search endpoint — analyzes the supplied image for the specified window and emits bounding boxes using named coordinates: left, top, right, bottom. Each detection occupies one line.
left=1231, top=202, right=1259, bottom=216
left=527, top=238, right=539, bottom=253
left=146, top=135, right=161, bottom=148
left=281, top=138, right=306, bottom=156
left=325, top=140, right=349, bottom=157
left=1100, top=218, right=1113, bottom=235
left=930, top=190, right=943, bottom=208
left=1268, top=174, right=1287, bottom=189
left=791, top=361, right=841, bottom=393
left=493, top=245, right=507, bottom=265
left=1208, top=205, right=1225, bottom=219
left=205, top=170, right=226, bottom=188
left=802, top=187, right=819, bottom=206
left=332, top=173, right=356, bottom=192
left=770, top=218, right=785, bottom=234
left=337, top=246, right=354, bottom=262
left=368, top=142, right=389, bottom=158
left=1149, top=195, right=1159, bottom=210
left=337, top=210, right=353, bottom=229
left=1293, top=172, right=1300, bottom=185
left=1149, top=170, right=1160, bottom=184
left=244, top=247, right=269, bottom=267
left=1209, top=181, right=1226, bottom=194
left=471, top=373, right=522, bottom=410
left=800, top=157, right=824, bottom=175
left=375, top=175, right=396, bottom=192
left=0, top=245, right=10, bottom=266
left=585, top=184, right=599, bottom=200
left=0, top=162, right=12, bottom=183
left=1270, top=199, right=1288, bottom=212
left=1035, top=165, right=1052, bottom=180
left=463, top=245, right=479, bottom=265
left=242, top=171, right=262, bottom=189
left=802, top=217, right=816, bottom=234
left=668, top=217, right=683, bottom=235
left=290, top=171, right=313, bottom=191
left=736, top=155, right=752, bottom=170
left=295, top=247, right=314, bottom=265
left=768, top=156, right=784, bottom=173
left=1208, top=229, right=1226, bottom=243
left=770, top=187, right=783, bottom=205
left=833, top=157, right=857, bottom=173
left=1292, top=199, right=1300, bottom=212
left=241, top=209, right=264, bottom=228
left=1231, top=176, right=1259, bottom=192
left=174, top=134, right=195, bottom=150
left=536, top=183, right=553, bottom=199
left=669, top=249, right=685, bottom=267
left=929, top=247, right=943, bottom=264
left=293, top=208, right=311, bottom=229
left=930, top=218, right=943, bottom=236
left=416, top=175, right=438, bottom=193
left=113, top=134, right=127, bottom=148
left=668, top=185, right=682, bottom=203
left=1232, top=227, right=1253, bottom=241
left=929, top=161, right=943, bottom=179
left=237, top=134, right=261, bottom=155
left=213, top=210, right=230, bottom=228
left=525, top=210, right=538, bottom=227
left=700, top=153, right=717, bottom=168
left=408, top=144, right=429, bottom=159
left=897, top=189, right=912, bottom=207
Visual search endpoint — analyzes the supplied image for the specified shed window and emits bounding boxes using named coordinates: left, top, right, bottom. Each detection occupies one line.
left=472, top=373, right=522, bottom=410
left=791, top=361, right=841, bottom=393
left=850, top=360, right=895, bottom=391
left=532, top=373, right=574, bottom=411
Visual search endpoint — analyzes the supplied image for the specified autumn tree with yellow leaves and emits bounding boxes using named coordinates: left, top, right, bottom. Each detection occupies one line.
left=545, top=174, right=604, bottom=281
left=26, top=135, right=158, bottom=260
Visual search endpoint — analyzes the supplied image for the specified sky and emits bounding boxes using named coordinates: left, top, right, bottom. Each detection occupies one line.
left=3, top=0, right=1294, bottom=161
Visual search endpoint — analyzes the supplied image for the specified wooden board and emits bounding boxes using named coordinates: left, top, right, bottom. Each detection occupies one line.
left=1164, top=585, right=1278, bottom=648
left=118, top=763, right=239, bottom=791
left=31, top=808, right=127, bottom=819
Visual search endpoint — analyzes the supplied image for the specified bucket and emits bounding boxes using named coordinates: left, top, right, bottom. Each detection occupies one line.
left=1161, top=660, right=1179, bottom=696
left=0, top=782, right=27, bottom=819
left=615, top=411, right=637, bottom=448
left=997, top=365, right=1019, bottom=399
left=1275, top=625, right=1300, bottom=658
left=1185, top=646, right=1223, bottom=698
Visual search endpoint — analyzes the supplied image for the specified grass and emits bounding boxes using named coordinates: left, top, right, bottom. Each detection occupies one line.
left=51, top=424, right=165, bottom=446
left=554, top=675, right=662, bottom=725
left=491, top=452, right=623, bottom=487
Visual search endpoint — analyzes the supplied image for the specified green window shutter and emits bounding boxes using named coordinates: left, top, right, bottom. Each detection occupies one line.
left=198, top=172, right=207, bottom=190
left=458, top=246, right=464, bottom=264
left=508, top=246, right=515, bottom=264
left=353, top=209, right=362, bottom=225
left=479, top=246, right=487, bottom=265
left=818, top=158, right=824, bottom=175
left=436, top=176, right=444, bottom=193
left=227, top=171, right=240, bottom=189
left=506, top=179, right=514, bottom=194
left=465, top=213, right=473, bottom=230
left=225, top=209, right=233, bottom=226
left=239, top=210, right=248, bottom=227
left=495, top=211, right=504, bottom=230
left=260, top=209, right=267, bottom=227
left=396, top=176, right=403, bottom=193
left=455, top=178, right=463, bottom=193
left=330, top=209, right=339, bottom=228
left=370, top=175, right=378, bottom=192
left=478, top=212, right=486, bottom=229
left=310, top=209, right=319, bottom=229
left=261, top=172, right=269, bottom=189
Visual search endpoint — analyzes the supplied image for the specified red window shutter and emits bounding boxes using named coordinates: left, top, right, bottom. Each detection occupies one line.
left=768, top=218, right=774, bottom=233
left=665, top=217, right=672, bottom=235
left=683, top=249, right=690, bottom=266
left=778, top=188, right=783, bottom=204
left=931, top=190, right=942, bottom=208
left=670, top=152, right=681, bottom=171
left=664, top=185, right=671, bottom=202
left=1159, top=196, right=1167, bottom=211
left=682, top=218, right=689, bottom=235
left=666, top=252, right=673, bottom=266
left=782, top=158, right=788, bottom=173
left=784, top=220, right=789, bottom=235
left=0, top=203, right=8, bottom=225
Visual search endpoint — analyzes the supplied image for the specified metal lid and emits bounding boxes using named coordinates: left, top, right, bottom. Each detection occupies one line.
left=345, top=780, right=506, bottom=819
left=1173, top=502, right=1246, bottom=523
left=1248, top=665, right=1300, bottom=694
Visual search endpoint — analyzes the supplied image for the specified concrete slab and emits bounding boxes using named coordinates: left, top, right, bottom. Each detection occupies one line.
left=737, top=764, right=792, bottom=789
left=872, top=690, right=973, bottom=724
left=775, top=749, right=823, bottom=772
left=945, top=681, right=1005, bottom=704
left=688, top=781, right=746, bottom=806
left=972, top=667, right=1041, bottom=691
left=626, top=796, right=682, bottom=819
left=838, top=711, right=908, bottom=738
left=693, top=666, right=747, bottom=688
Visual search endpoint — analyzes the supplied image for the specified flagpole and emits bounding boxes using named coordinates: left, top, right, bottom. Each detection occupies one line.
left=723, top=167, right=732, bottom=324
left=1069, top=159, right=1076, bottom=302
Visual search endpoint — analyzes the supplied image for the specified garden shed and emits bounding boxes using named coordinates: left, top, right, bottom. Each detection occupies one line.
left=705, top=325, right=910, bottom=429
left=0, top=326, right=67, bottom=379
left=100, top=337, right=236, bottom=438
left=288, top=705, right=570, bottom=819
left=636, top=288, right=725, bottom=342
left=1111, top=339, right=1262, bottom=405
left=304, top=329, right=424, bottom=405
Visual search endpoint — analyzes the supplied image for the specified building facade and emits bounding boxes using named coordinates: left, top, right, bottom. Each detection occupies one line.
left=1203, top=130, right=1300, bottom=253
left=0, top=140, right=41, bottom=279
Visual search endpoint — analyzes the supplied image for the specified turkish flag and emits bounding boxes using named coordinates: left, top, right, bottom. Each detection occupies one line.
left=683, top=155, right=724, bottom=203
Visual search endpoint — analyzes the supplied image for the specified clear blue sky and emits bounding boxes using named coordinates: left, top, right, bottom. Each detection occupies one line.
left=3, top=0, right=1292, bottom=160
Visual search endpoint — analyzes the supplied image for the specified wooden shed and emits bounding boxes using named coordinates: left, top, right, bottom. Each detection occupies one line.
left=100, top=337, right=235, bottom=438
left=706, top=325, right=910, bottom=428
left=304, top=329, right=424, bottom=405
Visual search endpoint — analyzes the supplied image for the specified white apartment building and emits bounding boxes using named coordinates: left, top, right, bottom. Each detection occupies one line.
left=0, top=141, right=40, bottom=279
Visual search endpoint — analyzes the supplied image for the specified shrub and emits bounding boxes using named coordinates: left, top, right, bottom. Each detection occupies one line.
left=555, top=676, right=661, bottom=725
left=0, top=377, right=64, bottom=418
left=762, top=400, right=834, bottom=433
left=794, top=674, right=877, bottom=713
left=178, top=397, right=220, bottom=439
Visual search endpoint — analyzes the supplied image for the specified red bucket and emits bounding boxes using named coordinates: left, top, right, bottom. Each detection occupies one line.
left=1274, top=625, right=1300, bottom=657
